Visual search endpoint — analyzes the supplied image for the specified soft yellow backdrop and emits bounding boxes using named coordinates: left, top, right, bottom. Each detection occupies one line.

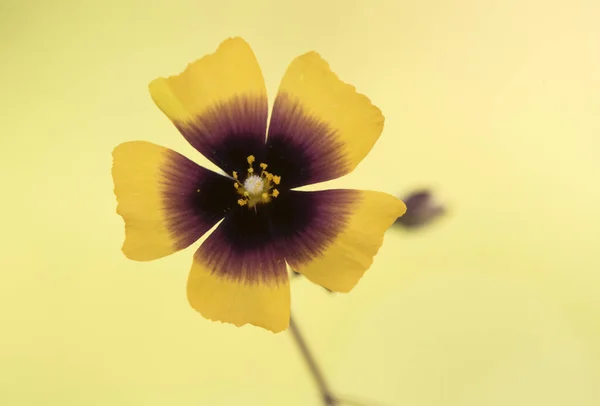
left=2, top=0, right=600, bottom=405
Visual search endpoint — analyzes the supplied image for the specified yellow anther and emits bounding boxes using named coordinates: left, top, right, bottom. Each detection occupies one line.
left=234, top=158, right=282, bottom=208
left=196, top=189, right=201, bottom=193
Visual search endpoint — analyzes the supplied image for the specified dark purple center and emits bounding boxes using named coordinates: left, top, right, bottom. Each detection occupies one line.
left=165, top=94, right=355, bottom=283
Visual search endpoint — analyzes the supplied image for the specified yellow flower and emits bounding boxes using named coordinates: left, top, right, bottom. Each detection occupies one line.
left=111, top=37, right=406, bottom=333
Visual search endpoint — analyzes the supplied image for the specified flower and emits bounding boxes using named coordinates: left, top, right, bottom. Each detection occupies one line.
left=111, top=37, right=406, bottom=333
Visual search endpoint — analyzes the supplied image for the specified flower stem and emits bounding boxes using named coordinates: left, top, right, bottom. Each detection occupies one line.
left=289, top=314, right=338, bottom=406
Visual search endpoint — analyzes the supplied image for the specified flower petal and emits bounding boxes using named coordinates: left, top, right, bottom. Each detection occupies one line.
left=149, top=37, right=268, bottom=175
left=187, top=207, right=290, bottom=333
left=274, top=189, right=406, bottom=292
left=112, top=141, right=236, bottom=261
left=265, top=53, right=385, bottom=188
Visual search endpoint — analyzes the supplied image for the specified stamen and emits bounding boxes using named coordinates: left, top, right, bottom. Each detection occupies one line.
left=233, top=156, right=282, bottom=208
left=246, top=155, right=256, bottom=174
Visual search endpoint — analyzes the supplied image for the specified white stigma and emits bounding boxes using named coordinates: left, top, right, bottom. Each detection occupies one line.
left=243, top=175, right=264, bottom=196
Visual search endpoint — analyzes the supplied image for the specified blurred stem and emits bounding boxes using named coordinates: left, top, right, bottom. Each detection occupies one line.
left=289, top=314, right=338, bottom=406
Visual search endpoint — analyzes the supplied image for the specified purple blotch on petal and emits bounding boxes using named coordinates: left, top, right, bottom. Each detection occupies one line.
left=266, top=93, right=349, bottom=189
left=195, top=208, right=287, bottom=286
left=270, top=189, right=359, bottom=264
left=160, top=151, right=238, bottom=251
left=175, top=95, right=269, bottom=175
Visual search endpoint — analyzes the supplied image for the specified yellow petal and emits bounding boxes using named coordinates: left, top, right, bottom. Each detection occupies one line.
left=267, top=52, right=385, bottom=186
left=148, top=37, right=268, bottom=174
left=187, top=215, right=290, bottom=333
left=111, top=141, right=233, bottom=261
left=149, top=37, right=267, bottom=124
left=288, top=190, right=406, bottom=292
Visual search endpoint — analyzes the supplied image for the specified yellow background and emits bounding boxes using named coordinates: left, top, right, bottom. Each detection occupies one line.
left=2, top=0, right=600, bottom=405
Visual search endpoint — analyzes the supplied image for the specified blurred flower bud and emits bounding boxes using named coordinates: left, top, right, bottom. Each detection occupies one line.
left=394, top=189, right=445, bottom=229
